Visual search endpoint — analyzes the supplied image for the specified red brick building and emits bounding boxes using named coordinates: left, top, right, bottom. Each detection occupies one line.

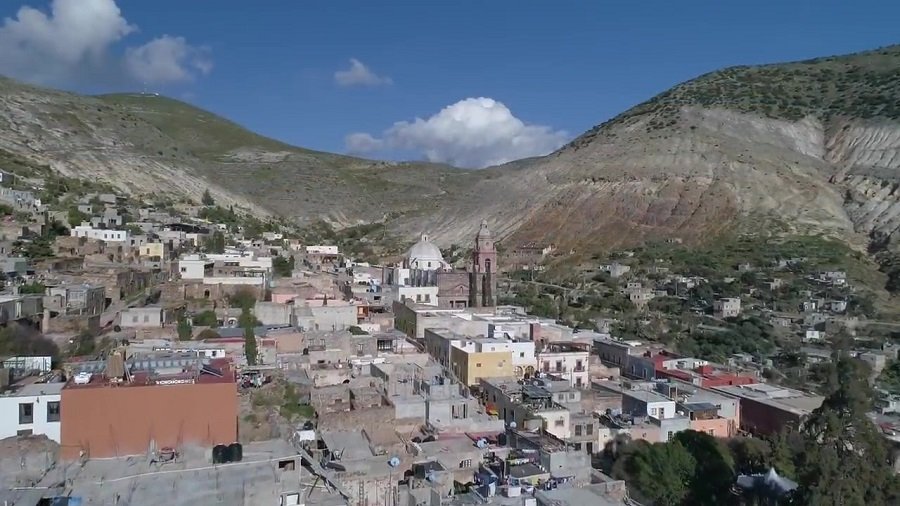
left=60, top=359, right=237, bottom=460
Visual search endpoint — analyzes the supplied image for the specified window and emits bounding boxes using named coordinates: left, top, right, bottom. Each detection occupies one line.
left=132, top=316, right=138, bottom=323
left=573, top=443, right=582, bottom=451
left=554, top=419, right=564, bottom=427
left=574, top=425, right=582, bottom=436
left=569, top=392, right=576, bottom=400
left=667, top=431, right=674, bottom=441
left=143, top=315, right=149, bottom=323
left=555, top=360, right=562, bottom=372
left=519, top=352, right=525, bottom=358
left=650, top=408, right=657, bottom=417
left=47, top=401, right=60, bottom=422
left=542, top=362, right=549, bottom=372
left=180, top=267, right=186, bottom=273
left=459, top=459, right=472, bottom=468
left=17, top=429, right=32, bottom=436
left=19, top=403, right=34, bottom=424
left=585, top=424, right=593, bottom=435
left=476, top=363, right=482, bottom=368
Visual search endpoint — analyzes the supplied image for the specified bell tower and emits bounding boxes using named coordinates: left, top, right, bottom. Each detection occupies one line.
left=469, top=220, right=497, bottom=307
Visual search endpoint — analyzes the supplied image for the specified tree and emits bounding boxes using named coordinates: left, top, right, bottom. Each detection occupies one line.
left=67, top=206, right=88, bottom=227
left=243, top=310, right=258, bottom=366
left=177, top=316, right=192, bottom=340
left=728, top=437, right=772, bottom=475
left=18, top=281, right=46, bottom=294
left=203, top=231, right=226, bottom=254
left=228, top=288, right=257, bottom=311
left=201, top=189, right=215, bottom=206
left=273, top=255, right=294, bottom=278
left=192, top=310, right=219, bottom=327
left=0, top=323, right=60, bottom=364
left=614, top=440, right=696, bottom=506
left=794, top=351, right=900, bottom=505
left=673, top=430, right=735, bottom=505
left=877, top=359, right=900, bottom=394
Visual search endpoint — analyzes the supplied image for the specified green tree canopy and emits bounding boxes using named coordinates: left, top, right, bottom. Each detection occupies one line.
left=201, top=189, right=215, bottom=206
left=794, top=351, right=900, bottom=505
left=192, top=310, right=219, bottom=327
left=67, top=206, right=88, bottom=227
left=613, top=440, right=696, bottom=506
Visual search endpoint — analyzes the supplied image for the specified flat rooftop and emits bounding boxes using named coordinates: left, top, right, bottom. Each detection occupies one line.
left=713, top=383, right=824, bottom=415
left=1, top=440, right=346, bottom=506
left=535, top=484, right=626, bottom=505
left=4, top=382, right=65, bottom=397
left=622, top=389, right=671, bottom=404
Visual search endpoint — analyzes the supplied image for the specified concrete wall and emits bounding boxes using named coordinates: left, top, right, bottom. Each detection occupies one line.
left=60, top=381, right=238, bottom=460
left=119, top=307, right=164, bottom=328
left=309, top=305, right=357, bottom=331
left=254, top=302, right=292, bottom=325
left=392, top=396, right=426, bottom=420
left=0, top=392, right=61, bottom=442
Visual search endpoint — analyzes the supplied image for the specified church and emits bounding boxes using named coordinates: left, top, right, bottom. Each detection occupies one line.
left=382, top=220, right=497, bottom=309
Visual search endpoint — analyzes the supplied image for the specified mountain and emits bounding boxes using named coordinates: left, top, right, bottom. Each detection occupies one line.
left=409, top=44, right=900, bottom=252
left=0, top=77, right=483, bottom=225
left=1, top=45, right=899, bottom=256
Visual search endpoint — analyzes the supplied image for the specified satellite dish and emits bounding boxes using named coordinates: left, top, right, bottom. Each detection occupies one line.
left=509, top=421, right=517, bottom=429
left=388, top=457, right=400, bottom=468
left=476, top=439, right=488, bottom=449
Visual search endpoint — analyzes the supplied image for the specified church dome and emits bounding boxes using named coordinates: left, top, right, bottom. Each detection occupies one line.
left=407, top=234, right=446, bottom=270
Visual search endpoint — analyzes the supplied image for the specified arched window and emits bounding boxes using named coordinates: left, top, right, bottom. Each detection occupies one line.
left=485, top=258, right=492, bottom=273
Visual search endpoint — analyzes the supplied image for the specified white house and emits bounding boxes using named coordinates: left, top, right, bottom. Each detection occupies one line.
left=803, top=329, right=824, bottom=342
left=178, top=256, right=213, bottom=279
left=70, top=224, right=128, bottom=242
left=537, top=344, right=590, bottom=388
left=622, top=389, right=676, bottom=420
left=306, top=245, right=339, bottom=255
left=0, top=382, right=63, bottom=442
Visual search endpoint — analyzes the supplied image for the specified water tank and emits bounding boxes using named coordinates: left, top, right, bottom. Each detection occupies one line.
left=228, top=442, right=243, bottom=462
left=212, top=444, right=228, bottom=464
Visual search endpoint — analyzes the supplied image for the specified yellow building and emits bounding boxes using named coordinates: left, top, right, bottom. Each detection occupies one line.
left=450, top=347, right=513, bottom=387
left=139, top=242, right=166, bottom=259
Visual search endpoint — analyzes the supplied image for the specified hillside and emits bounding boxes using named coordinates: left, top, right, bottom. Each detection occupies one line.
left=0, top=77, right=481, bottom=226
left=398, top=45, right=900, bottom=253
left=0, top=45, right=899, bottom=257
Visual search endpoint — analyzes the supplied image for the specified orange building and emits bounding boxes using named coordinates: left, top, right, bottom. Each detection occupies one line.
left=60, top=359, right=238, bottom=460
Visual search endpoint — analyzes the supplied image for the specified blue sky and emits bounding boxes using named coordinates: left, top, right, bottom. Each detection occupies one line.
left=1, top=0, right=898, bottom=168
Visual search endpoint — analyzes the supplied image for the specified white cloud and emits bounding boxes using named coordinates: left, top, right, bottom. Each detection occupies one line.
left=345, top=132, right=384, bottom=154
left=334, top=58, right=392, bottom=87
left=0, top=0, right=134, bottom=83
left=346, top=97, right=568, bottom=168
left=0, top=0, right=210, bottom=87
left=125, top=35, right=212, bottom=85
